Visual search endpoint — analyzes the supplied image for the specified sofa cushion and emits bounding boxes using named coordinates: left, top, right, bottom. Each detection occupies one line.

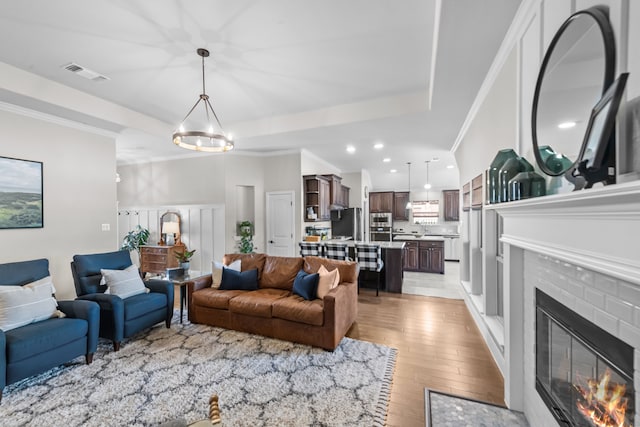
left=211, top=260, right=241, bottom=288
left=223, top=253, right=266, bottom=279
left=101, top=265, right=149, bottom=299
left=0, top=258, right=50, bottom=287
left=73, top=250, right=132, bottom=296
left=260, top=256, right=304, bottom=290
left=303, top=256, right=358, bottom=284
left=192, top=288, right=248, bottom=310
left=292, top=270, right=319, bottom=301
left=219, top=268, right=259, bottom=291
left=272, top=295, right=324, bottom=326
left=229, top=289, right=289, bottom=318
left=5, top=317, right=88, bottom=363
left=316, top=265, right=340, bottom=299
left=0, top=278, right=61, bottom=331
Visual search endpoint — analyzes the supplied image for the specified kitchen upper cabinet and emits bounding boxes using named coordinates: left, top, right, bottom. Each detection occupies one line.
left=369, top=192, right=394, bottom=213
left=443, top=190, right=460, bottom=222
left=322, top=174, right=349, bottom=208
left=393, top=192, right=410, bottom=221
left=304, top=175, right=331, bottom=222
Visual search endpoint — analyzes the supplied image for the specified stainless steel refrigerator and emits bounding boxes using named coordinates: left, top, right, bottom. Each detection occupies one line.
left=330, top=208, right=362, bottom=240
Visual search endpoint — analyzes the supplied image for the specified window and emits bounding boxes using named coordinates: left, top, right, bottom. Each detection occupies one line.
left=412, top=200, right=439, bottom=224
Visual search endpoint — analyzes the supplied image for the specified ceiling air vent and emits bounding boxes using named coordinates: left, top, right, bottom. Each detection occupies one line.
left=62, top=62, right=110, bottom=82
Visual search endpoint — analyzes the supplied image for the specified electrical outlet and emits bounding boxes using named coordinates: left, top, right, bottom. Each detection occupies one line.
left=101, top=223, right=110, bottom=231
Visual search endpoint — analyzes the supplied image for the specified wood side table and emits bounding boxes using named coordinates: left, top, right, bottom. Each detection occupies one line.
left=147, top=270, right=210, bottom=323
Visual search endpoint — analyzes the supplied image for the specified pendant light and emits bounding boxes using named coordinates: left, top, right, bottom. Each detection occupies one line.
left=172, top=48, right=234, bottom=152
left=406, top=162, right=412, bottom=209
left=424, top=161, right=432, bottom=190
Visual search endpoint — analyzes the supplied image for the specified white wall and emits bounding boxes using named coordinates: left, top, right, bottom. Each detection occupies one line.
left=0, top=109, right=117, bottom=300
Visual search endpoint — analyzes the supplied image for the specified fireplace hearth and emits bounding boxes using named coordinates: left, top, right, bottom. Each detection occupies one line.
left=536, top=289, right=634, bottom=427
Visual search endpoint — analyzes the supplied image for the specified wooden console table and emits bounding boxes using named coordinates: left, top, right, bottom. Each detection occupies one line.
left=140, top=245, right=180, bottom=275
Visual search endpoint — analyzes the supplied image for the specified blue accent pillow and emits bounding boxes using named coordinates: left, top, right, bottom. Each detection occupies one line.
left=219, top=268, right=259, bottom=291
left=292, top=270, right=320, bottom=301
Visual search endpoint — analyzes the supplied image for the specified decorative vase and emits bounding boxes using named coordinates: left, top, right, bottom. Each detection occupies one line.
left=508, top=171, right=547, bottom=201
left=499, top=156, right=534, bottom=202
left=180, top=262, right=190, bottom=270
left=487, top=149, right=518, bottom=204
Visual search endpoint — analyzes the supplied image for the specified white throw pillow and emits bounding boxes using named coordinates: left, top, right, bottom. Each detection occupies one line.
left=316, top=265, right=340, bottom=299
left=0, top=278, right=62, bottom=331
left=101, top=265, right=149, bottom=299
left=211, top=259, right=241, bottom=288
left=28, top=275, right=57, bottom=295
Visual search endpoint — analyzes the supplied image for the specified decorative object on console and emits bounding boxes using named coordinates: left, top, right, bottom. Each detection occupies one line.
left=172, top=48, right=234, bottom=153
left=159, top=211, right=184, bottom=246
left=486, top=149, right=517, bottom=204
left=0, top=156, right=43, bottom=229
left=531, top=6, right=616, bottom=186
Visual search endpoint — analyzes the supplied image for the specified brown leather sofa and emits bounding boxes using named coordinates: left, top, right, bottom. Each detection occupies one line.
left=187, top=253, right=358, bottom=350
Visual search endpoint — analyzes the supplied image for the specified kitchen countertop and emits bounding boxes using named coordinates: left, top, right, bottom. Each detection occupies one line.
left=392, top=235, right=445, bottom=241
left=303, top=240, right=405, bottom=249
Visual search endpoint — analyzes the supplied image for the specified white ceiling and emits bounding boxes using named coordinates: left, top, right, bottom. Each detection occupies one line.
left=0, top=0, right=521, bottom=190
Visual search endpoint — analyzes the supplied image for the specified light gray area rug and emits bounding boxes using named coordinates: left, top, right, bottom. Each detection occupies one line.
left=425, top=389, right=528, bottom=427
left=1, top=312, right=397, bottom=427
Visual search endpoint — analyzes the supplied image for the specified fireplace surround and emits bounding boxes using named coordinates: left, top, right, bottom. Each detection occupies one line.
left=536, top=289, right=634, bottom=426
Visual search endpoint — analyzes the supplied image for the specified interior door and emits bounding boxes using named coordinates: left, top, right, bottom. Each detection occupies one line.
left=266, top=191, right=295, bottom=256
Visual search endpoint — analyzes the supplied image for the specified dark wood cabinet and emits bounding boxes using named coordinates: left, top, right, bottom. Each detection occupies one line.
left=322, top=174, right=349, bottom=208
left=403, top=240, right=443, bottom=273
left=418, top=240, right=444, bottom=274
left=443, top=190, right=460, bottom=222
left=140, top=245, right=180, bottom=275
left=304, top=175, right=331, bottom=221
left=393, top=192, right=410, bottom=220
left=339, top=185, right=350, bottom=207
left=403, top=241, right=419, bottom=270
left=369, top=192, right=394, bottom=213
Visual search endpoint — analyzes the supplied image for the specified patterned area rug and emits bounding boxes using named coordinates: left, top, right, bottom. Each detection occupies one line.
left=424, top=389, right=528, bottom=427
left=1, top=312, right=396, bottom=426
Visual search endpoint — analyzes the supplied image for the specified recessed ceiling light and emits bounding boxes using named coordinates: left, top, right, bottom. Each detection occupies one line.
left=383, top=158, right=391, bottom=163
left=446, top=164, right=454, bottom=169
left=558, top=121, right=577, bottom=129
left=346, top=145, right=356, bottom=153
left=374, top=143, right=384, bottom=150
left=424, top=183, right=432, bottom=189
left=390, top=169, right=397, bottom=173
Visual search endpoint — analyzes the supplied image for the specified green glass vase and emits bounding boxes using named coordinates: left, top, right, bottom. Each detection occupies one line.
left=508, top=171, right=547, bottom=201
left=499, top=156, right=534, bottom=202
left=487, top=149, right=517, bottom=204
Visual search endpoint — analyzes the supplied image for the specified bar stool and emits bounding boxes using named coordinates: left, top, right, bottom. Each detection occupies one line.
left=323, top=242, right=350, bottom=261
left=299, top=241, right=323, bottom=257
left=354, top=243, right=384, bottom=296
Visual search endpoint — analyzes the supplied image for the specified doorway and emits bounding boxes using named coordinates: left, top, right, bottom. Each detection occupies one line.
left=266, top=191, right=295, bottom=256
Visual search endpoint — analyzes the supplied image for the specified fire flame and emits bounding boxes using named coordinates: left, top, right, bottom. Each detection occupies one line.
left=574, top=368, right=630, bottom=427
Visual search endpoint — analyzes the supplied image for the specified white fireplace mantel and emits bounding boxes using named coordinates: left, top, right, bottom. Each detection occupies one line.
left=486, top=180, right=640, bottom=285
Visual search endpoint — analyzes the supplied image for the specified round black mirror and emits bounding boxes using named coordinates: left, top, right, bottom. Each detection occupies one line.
left=532, top=6, right=615, bottom=176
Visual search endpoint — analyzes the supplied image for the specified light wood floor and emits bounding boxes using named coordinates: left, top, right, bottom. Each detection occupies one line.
left=347, top=289, right=504, bottom=427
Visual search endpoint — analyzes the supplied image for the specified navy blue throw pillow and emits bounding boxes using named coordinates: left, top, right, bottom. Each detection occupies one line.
left=292, top=269, right=320, bottom=301
left=219, top=268, right=259, bottom=291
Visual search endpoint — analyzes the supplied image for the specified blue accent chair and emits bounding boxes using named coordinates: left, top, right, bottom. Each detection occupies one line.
left=0, top=259, right=99, bottom=403
left=71, top=250, right=173, bottom=351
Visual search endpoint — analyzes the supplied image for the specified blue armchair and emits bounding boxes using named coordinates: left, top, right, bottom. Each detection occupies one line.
left=71, top=250, right=173, bottom=351
left=0, top=259, right=99, bottom=403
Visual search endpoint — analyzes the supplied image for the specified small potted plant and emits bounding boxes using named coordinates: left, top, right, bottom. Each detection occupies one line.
left=175, top=248, right=196, bottom=270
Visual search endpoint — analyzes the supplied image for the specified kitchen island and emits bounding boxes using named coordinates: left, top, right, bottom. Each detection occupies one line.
left=393, top=235, right=445, bottom=274
left=300, top=239, right=405, bottom=293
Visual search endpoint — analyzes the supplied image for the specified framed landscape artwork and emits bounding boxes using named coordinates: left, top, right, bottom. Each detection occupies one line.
left=0, top=156, right=43, bottom=229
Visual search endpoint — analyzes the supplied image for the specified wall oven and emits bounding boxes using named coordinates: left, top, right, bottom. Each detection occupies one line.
left=370, top=212, right=392, bottom=241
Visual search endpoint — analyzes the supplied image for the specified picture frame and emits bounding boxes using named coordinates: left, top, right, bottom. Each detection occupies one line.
left=0, top=156, right=43, bottom=229
left=577, top=73, right=629, bottom=171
